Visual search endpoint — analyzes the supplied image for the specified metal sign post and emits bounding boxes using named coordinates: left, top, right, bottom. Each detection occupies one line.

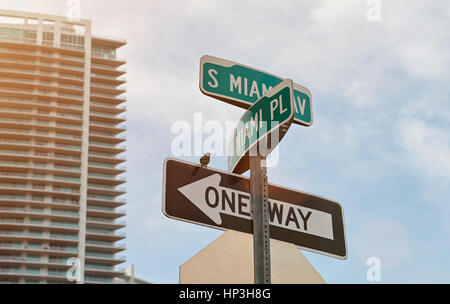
left=250, top=155, right=271, bottom=284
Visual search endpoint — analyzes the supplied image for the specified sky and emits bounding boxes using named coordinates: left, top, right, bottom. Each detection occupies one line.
left=1, top=0, right=449, bottom=283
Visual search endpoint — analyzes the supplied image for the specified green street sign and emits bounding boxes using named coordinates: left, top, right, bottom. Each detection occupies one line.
left=200, top=55, right=313, bottom=126
left=228, top=79, right=295, bottom=174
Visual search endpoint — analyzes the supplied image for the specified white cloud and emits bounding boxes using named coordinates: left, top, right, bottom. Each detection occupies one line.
left=353, top=218, right=411, bottom=269
left=396, top=117, right=450, bottom=233
left=309, top=0, right=365, bottom=32
left=382, top=1, right=450, bottom=79
left=401, top=97, right=450, bottom=124
left=398, top=119, right=450, bottom=185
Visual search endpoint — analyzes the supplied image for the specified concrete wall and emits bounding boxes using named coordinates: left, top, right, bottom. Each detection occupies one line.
left=179, top=230, right=326, bottom=284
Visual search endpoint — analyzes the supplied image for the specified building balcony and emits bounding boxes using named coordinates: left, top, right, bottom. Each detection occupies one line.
left=0, top=150, right=81, bottom=166
left=90, top=62, right=126, bottom=75
left=87, top=163, right=126, bottom=176
left=87, top=184, right=126, bottom=196
left=89, top=121, right=126, bottom=135
left=91, top=51, right=126, bottom=67
left=89, top=121, right=126, bottom=132
left=0, top=223, right=79, bottom=235
left=0, top=49, right=85, bottom=69
left=90, top=102, right=126, bottom=115
left=84, top=252, right=125, bottom=266
left=0, top=66, right=84, bottom=84
left=86, top=218, right=126, bottom=230
left=85, top=229, right=125, bottom=242
left=87, top=173, right=126, bottom=186
left=0, top=57, right=84, bottom=76
left=0, top=151, right=81, bottom=166
left=0, top=86, right=83, bottom=104
left=0, top=257, right=74, bottom=270
left=90, top=82, right=126, bottom=96
left=90, top=73, right=126, bottom=85
left=0, top=98, right=84, bottom=114
left=84, top=266, right=125, bottom=278
left=0, top=214, right=79, bottom=228
left=0, top=32, right=37, bottom=45
left=85, top=241, right=125, bottom=253
left=86, top=207, right=126, bottom=219
left=0, top=37, right=85, bottom=54
left=0, top=242, right=79, bottom=256
left=0, top=129, right=82, bottom=146
left=89, top=132, right=126, bottom=145
left=0, top=110, right=83, bottom=130
left=90, top=92, right=126, bottom=105
left=88, top=152, right=126, bottom=165
left=90, top=80, right=125, bottom=91
left=92, top=34, right=126, bottom=47
left=0, top=195, right=79, bottom=209
left=0, top=269, right=72, bottom=281
left=88, top=142, right=126, bottom=155
left=0, top=162, right=81, bottom=182
left=0, top=231, right=78, bottom=245
left=0, top=172, right=81, bottom=188
left=86, top=197, right=126, bottom=209
left=89, top=111, right=126, bottom=124
left=0, top=76, right=84, bottom=95
left=0, top=140, right=82, bottom=154
left=3, top=186, right=80, bottom=199
left=0, top=143, right=81, bottom=157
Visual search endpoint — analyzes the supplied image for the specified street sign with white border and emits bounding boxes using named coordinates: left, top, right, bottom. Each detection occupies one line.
left=200, top=55, right=313, bottom=126
left=162, top=158, right=348, bottom=260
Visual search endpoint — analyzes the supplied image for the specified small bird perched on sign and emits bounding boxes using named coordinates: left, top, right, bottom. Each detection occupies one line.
left=200, top=153, right=211, bottom=168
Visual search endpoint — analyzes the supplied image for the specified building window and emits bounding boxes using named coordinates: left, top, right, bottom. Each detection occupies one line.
left=43, top=32, right=53, bottom=41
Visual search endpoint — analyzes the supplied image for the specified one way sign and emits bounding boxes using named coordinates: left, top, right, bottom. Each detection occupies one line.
left=162, top=158, right=347, bottom=260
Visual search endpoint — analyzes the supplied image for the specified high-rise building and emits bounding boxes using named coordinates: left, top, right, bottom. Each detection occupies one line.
left=0, top=9, right=127, bottom=284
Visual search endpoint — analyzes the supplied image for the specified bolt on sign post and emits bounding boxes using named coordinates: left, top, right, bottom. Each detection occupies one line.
left=200, top=55, right=313, bottom=127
